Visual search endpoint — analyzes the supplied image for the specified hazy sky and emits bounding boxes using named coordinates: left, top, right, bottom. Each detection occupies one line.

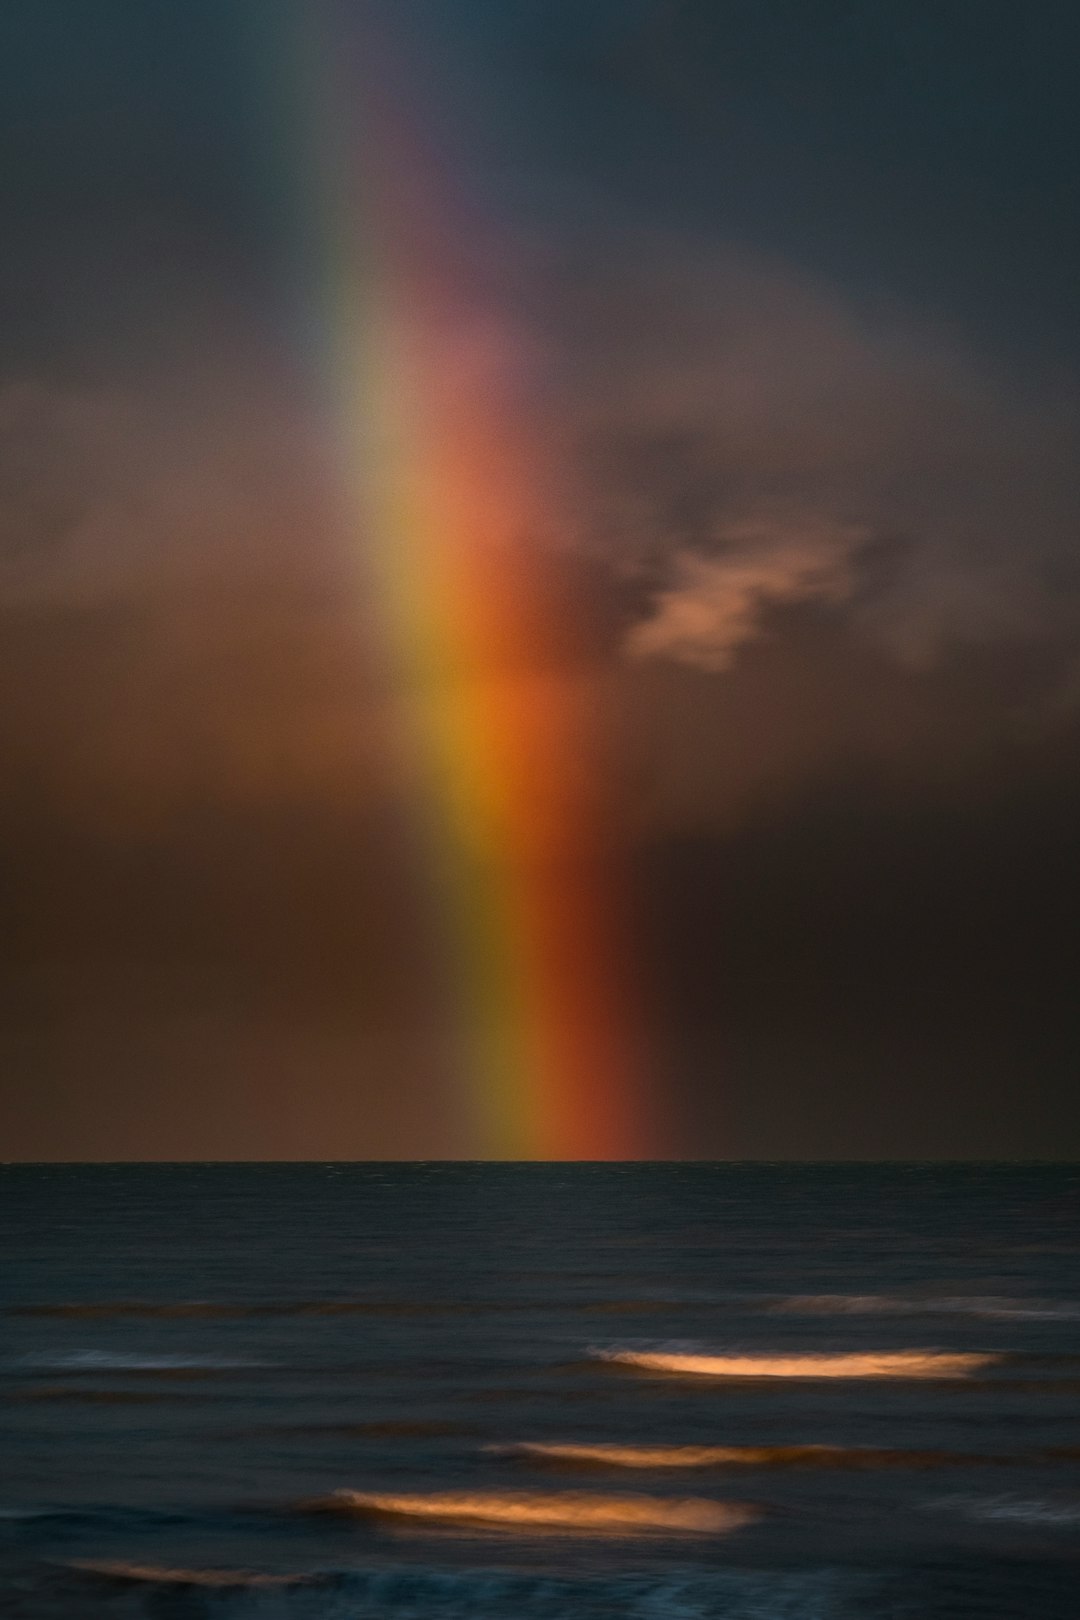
left=3, top=0, right=1079, bottom=1159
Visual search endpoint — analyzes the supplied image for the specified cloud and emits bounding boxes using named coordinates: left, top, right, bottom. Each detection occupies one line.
left=4, top=223, right=1080, bottom=850
left=624, top=515, right=866, bottom=671
left=0, top=318, right=600, bottom=834
left=0, top=367, right=405, bottom=828
left=0, top=368, right=323, bottom=606
left=536, top=232, right=1080, bottom=679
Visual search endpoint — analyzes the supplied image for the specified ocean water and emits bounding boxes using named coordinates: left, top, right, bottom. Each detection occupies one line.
left=1, top=1162, right=1078, bottom=1619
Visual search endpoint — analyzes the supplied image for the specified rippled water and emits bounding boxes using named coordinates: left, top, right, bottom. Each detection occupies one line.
left=2, top=1162, right=1078, bottom=1618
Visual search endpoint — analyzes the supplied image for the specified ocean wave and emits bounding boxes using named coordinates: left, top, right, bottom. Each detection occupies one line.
left=7, top=1384, right=207, bottom=1403
left=592, top=1348, right=997, bottom=1379
left=771, top=1294, right=1080, bottom=1320
left=945, top=1376, right=1080, bottom=1395
left=18, top=1350, right=268, bottom=1371
left=0, top=1503, right=211, bottom=1531
left=7, top=1297, right=670, bottom=1318
left=73, top=1560, right=310, bottom=1589
left=11, top=1300, right=470, bottom=1318
left=248, top=1420, right=478, bottom=1440
left=491, top=1441, right=1003, bottom=1469
left=928, top=1494, right=1080, bottom=1527
left=17, top=1292, right=1072, bottom=1326
left=301, top=1489, right=757, bottom=1534
left=57, top=1561, right=878, bottom=1619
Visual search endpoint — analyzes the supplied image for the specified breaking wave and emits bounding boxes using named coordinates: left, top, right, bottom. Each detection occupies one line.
left=301, top=1489, right=757, bottom=1534
left=593, top=1348, right=997, bottom=1379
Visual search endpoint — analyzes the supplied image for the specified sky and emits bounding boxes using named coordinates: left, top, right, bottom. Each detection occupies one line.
left=2, top=0, right=1079, bottom=1159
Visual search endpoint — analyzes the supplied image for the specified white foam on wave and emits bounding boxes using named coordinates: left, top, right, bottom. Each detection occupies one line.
left=305, top=1489, right=757, bottom=1535
left=772, top=1294, right=1080, bottom=1320
left=930, top=1494, right=1080, bottom=1527
left=594, top=1348, right=997, bottom=1379
left=20, top=1350, right=267, bottom=1371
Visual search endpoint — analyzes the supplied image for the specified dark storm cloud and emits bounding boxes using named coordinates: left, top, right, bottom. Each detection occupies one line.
left=0, top=330, right=463, bottom=1158
left=0, top=1, right=260, bottom=238
left=0, top=794, right=466, bottom=1160
left=516, top=0, right=1080, bottom=364
left=643, top=758, right=1080, bottom=1158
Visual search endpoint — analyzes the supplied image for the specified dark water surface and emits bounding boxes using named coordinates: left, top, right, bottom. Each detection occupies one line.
left=2, top=1163, right=1078, bottom=1618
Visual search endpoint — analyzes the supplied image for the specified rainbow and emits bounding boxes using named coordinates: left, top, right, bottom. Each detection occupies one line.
left=277, top=6, right=648, bottom=1158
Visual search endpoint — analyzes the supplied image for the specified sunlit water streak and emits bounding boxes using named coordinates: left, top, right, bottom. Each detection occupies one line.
left=303, top=1489, right=757, bottom=1534
left=592, top=1349, right=997, bottom=1379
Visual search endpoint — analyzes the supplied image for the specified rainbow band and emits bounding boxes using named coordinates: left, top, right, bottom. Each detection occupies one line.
left=288, top=5, right=647, bottom=1157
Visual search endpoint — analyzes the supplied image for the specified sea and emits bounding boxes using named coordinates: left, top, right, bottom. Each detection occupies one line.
left=1, top=1162, right=1078, bottom=1619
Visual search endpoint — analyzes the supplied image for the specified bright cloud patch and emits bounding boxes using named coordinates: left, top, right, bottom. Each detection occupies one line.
left=625, top=518, right=866, bottom=672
